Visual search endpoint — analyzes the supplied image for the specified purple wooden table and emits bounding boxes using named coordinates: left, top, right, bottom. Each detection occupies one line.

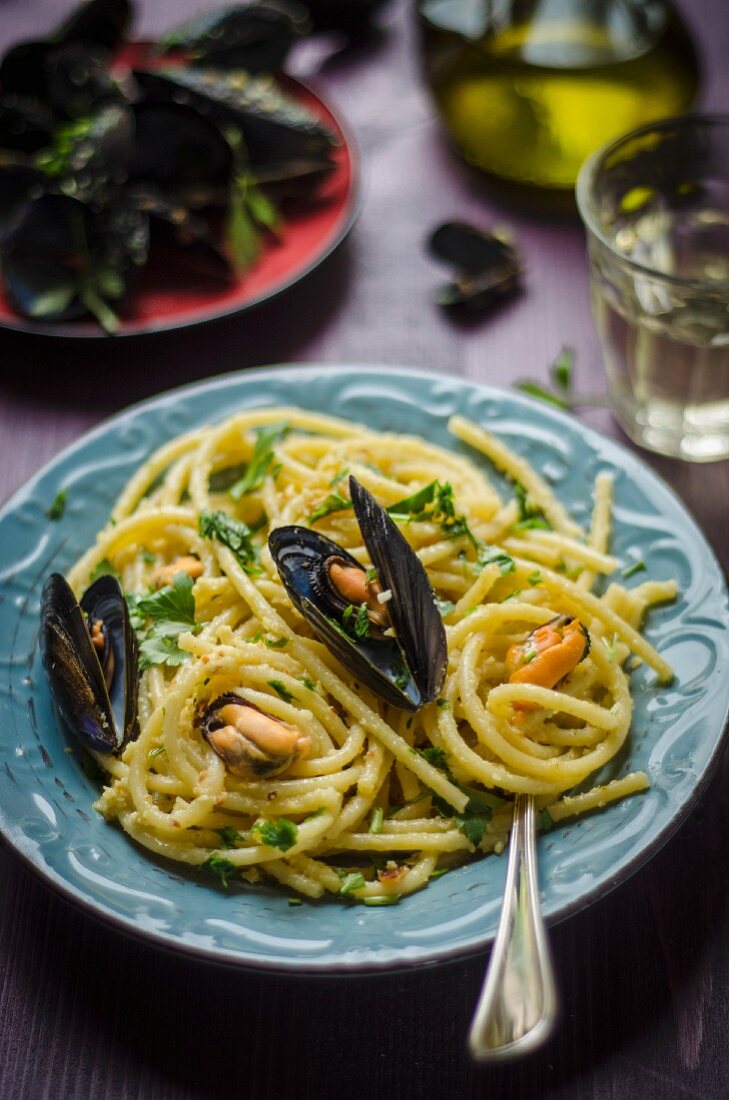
left=1, top=2, right=727, bottom=1097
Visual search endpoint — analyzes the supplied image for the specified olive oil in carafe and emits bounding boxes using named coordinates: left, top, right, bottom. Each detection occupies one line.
left=420, top=3, right=698, bottom=191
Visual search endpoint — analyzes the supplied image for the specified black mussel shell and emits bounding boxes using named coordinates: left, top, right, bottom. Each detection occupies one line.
left=40, top=573, right=139, bottom=754
left=131, top=186, right=233, bottom=279
left=46, top=43, right=123, bottom=119
left=269, top=526, right=421, bottom=708
left=429, top=220, right=521, bottom=311
left=0, top=41, right=52, bottom=99
left=130, top=101, right=234, bottom=202
left=133, top=67, right=337, bottom=169
left=0, top=165, right=46, bottom=230
left=34, top=102, right=134, bottom=206
left=268, top=477, right=447, bottom=710
left=54, top=0, right=132, bottom=54
left=349, top=477, right=446, bottom=705
left=0, top=94, right=55, bottom=152
left=158, top=2, right=311, bottom=74
left=304, top=0, right=390, bottom=33
left=1, top=192, right=149, bottom=327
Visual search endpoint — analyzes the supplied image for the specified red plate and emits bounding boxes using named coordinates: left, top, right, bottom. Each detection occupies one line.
left=0, top=43, right=359, bottom=338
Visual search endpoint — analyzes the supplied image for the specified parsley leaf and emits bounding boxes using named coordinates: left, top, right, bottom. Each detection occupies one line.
left=420, top=746, right=449, bottom=769
left=551, top=346, right=574, bottom=392
left=199, top=509, right=261, bottom=574
left=203, top=852, right=238, bottom=888
left=139, top=621, right=194, bottom=670
left=436, top=598, right=456, bottom=617
left=477, top=546, right=515, bottom=575
left=135, top=574, right=200, bottom=670
left=339, top=872, right=366, bottom=896
left=456, top=813, right=490, bottom=847
left=89, top=557, right=121, bottom=584
left=46, top=490, right=68, bottom=520
left=308, top=491, right=353, bottom=525
left=528, top=570, right=542, bottom=586
left=216, top=826, right=246, bottom=849
left=267, top=679, right=295, bottom=704
left=515, top=380, right=570, bottom=410
left=230, top=422, right=288, bottom=500
left=621, top=559, right=646, bottom=580
left=254, top=817, right=298, bottom=852
left=353, top=603, right=370, bottom=638
left=301, top=675, right=317, bottom=691
left=138, top=572, right=197, bottom=626
left=513, top=483, right=550, bottom=530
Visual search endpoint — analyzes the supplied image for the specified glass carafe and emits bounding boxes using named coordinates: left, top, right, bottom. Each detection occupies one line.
left=417, top=0, right=699, bottom=197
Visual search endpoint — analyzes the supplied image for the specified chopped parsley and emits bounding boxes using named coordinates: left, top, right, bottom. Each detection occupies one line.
left=420, top=746, right=449, bottom=769
left=215, top=827, right=246, bottom=849
left=89, top=557, right=121, bottom=584
left=363, top=895, right=400, bottom=906
left=148, top=745, right=165, bottom=760
left=249, top=631, right=287, bottom=649
left=436, top=699, right=450, bottom=710
left=199, top=509, right=261, bottom=574
left=203, top=852, right=238, bottom=888
left=436, top=598, right=456, bottom=618
left=513, top=483, right=550, bottom=530
left=301, top=675, right=317, bottom=691
left=138, top=572, right=197, bottom=625
left=135, top=573, right=201, bottom=671
left=46, top=490, right=68, bottom=520
left=288, top=897, right=303, bottom=907
left=621, top=559, right=646, bottom=580
left=254, top=817, right=298, bottom=851
left=208, top=462, right=248, bottom=492
left=308, top=491, right=353, bottom=525
left=369, top=807, right=384, bottom=834
left=364, top=565, right=379, bottom=584
left=388, top=480, right=479, bottom=548
left=329, top=467, right=350, bottom=488
left=353, top=603, right=370, bottom=638
left=477, top=546, right=515, bottom=575
left=267, top=679, right=295, bottom=704
left=230, top=422, right=288, bottom=500
left=339, top=872, right=366, bottom=896
left=601, top=632, right=620, bottom=662
left=141, top=548, right=156, bottom=565
left=528, top=571, right=543, bottom=586
left=515, top=347, right=575, bottom=410
left=424, top=750, right=505, bottom=845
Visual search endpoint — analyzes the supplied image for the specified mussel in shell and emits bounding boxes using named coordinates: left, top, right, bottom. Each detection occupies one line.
left=428, top=220, right=521, bottom=310
left=202, top=692, right=311, bottom=777
left=40, top=573, right=139, bottom=754
left=157, top=2, right=311, bottom=74
left=269, top=477, right=447, bottom=710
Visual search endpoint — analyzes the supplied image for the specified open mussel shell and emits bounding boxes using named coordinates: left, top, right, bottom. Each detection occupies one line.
left=268, top=477, right=446, bottom=710
left=429, top=220, right=521, bottom=310
left=130, top=101, right=235, bottom=202
left=158, top=2, right=311, bottom=74
left=40, top=573, right=139, bottom=754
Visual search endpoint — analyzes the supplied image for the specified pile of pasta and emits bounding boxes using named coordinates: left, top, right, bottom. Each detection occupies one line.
left=67, top=407, right=676, bottom=903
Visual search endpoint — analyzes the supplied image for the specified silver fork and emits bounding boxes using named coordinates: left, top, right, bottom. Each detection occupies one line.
left=468, top=794, right=558, bottom=1061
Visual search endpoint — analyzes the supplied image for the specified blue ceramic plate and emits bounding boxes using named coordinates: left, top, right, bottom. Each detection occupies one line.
left=1, top=365, right=727, bottom=973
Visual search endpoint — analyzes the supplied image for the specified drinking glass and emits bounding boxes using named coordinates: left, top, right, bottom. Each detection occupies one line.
left=576, top=115, right=729, bottom=461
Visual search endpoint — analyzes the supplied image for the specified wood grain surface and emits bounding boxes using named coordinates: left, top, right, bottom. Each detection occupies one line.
left=0, top=1, right=727, bottom=1098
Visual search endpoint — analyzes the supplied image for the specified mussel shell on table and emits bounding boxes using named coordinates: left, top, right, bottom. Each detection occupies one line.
left=269, top=477, right=447, bottom=711
left=40, top=573, right=139, bottom=754
left=157, top=2, right=311, bottom=74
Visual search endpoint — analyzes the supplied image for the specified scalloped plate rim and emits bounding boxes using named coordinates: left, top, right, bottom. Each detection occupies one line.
left=0, top=362, right=727, bottom=975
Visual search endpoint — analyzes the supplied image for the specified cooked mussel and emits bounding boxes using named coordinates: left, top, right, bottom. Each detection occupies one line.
left=506, top=614, right=590, bottom=710
left=40, top=572, right=139, bottom=754
left=202, top=692, right=310, bottom=777
left=268, top=476, right=447, bottom=710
